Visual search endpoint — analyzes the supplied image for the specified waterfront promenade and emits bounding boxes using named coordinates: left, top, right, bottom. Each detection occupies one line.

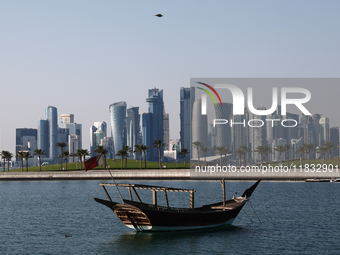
left=1, top=168, right=340, bottom=180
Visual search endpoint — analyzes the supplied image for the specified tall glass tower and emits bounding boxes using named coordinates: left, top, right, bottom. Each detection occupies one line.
left=142, top=88, right=164, bottom=161
left=126, top=107, right=140, bottom=159
left=109, top=101, right=127, bottom=157
left=38, top=119, right=49, bottom=157
left=180, top=87, right=194, bottom=151
left=46, top=106, right=58, bottom=160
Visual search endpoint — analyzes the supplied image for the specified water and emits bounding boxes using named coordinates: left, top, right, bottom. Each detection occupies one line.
left=1, top=180, right=340, bottom=255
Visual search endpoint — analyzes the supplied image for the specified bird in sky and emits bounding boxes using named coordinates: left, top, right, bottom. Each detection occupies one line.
left=155, top=14, right=163, bottom=17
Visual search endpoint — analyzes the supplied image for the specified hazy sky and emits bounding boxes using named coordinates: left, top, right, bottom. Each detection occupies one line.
left=1, top=0, right=340, bottom=152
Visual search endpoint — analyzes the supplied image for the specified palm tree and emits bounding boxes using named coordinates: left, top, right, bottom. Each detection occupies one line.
left=294, top=145, right=306, bottom=167
left=235, top=148, right=244, bottom=167
left=81, top=149, right=90, bottom=169
left=304, top=143, right=315, bottom=165
left=239, top=145, right=249, bottom=166
left=56, top=142, right=67, bottom=170
left=17, top=151, right=25, bottom=172
left=94, top=145, right=108, bottom=169
left=122, top=146, right=132, bottom=169
left=192, top=141, right=202, bottom=166
left=263, top=145, right=272, bottom=164
left=23, top=151, right=30, bottom=171
left=254, top=145, right=266, bottom=164
left=200, top=146, right=208, bottom=166
left=141, top=145, right=148, bottom=169
left=222, top=147, right=230, bottom=165
left=214, top=146, right=225, bottom=167
left=284, top=144, right=292, bottom=166
left=179, top=148, right=190, bottom=168
left=134, top=144, right=144, bottom=169
left=274, top=145, right=285, bottom=166
left=324, top=141, right=334, bottom=164
left=6, top=152, right=13, bottom=171
left=153, top=139, right=165, bottom=169
left=34, top=149, right=46, bottom=171
left=316, top=145, right=327, bottom=165
left=75, top=149, right=83, bottom=170
left=62, top=151, right=70, bottom=170
left=1, top=151, right=8, bottom=171
left=116, top=150, right=125, bottom=170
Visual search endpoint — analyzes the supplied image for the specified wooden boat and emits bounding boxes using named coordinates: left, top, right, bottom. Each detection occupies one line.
left=94, top=179, right=261, bottom=232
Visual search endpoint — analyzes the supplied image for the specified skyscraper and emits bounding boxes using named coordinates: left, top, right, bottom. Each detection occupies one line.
left=319, top=117, right=330, bottom=145
left=330, top=127, right=339, bottom=157
left=142, top=88, right=164, bottom=161
left=214, top=102, right=233, bottom=150
left=15, top=128, right=37, bottom=160
left=38, top=119, right=48, bottom=157
left=90, top=121, right=107, bottom=156
left=46, top=106, right=58, bottom=160
left=109, top=101, right=127, bottom=157
left=126, top=107, right=140, bottom=159
left=191, top=98, right=208, bottom=159
left=180, top=87, right=194, bottom=151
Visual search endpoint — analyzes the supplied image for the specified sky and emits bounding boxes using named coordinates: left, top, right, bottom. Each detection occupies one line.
left=1, top=0, right=340, bottom=152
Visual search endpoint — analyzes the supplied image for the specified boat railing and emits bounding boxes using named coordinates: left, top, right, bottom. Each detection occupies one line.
left=100, top=183, right=196, bottom=209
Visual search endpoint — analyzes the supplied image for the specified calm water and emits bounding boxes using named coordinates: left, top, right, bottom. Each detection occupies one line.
left=0, top=180, right=340, bottom=255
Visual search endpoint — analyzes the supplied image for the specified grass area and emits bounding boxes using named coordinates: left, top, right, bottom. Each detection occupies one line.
left=8, top=159, right=189, bottom=172
left=256, top=156, right=340, bottom=167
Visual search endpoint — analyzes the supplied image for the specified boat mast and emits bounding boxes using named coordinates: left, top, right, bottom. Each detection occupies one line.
left=221, top=178, right=226, bottom=207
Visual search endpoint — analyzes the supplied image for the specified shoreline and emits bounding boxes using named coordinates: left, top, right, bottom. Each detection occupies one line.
left=0, top=169, right=339, bottom=181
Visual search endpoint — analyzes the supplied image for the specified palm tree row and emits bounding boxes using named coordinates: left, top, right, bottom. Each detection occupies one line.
left=1, top=150, right=14, bottom=171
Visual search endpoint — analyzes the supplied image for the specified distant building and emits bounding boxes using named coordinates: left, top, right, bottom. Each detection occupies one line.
left=109, top=101, right=127, bottom=157
left=15, top=128, right=37, bottom=160
left=90, top=121, right=107, bottom=156
left=191, top=98, right=208, bottom=159
left=319, top=117, right=330, bottom=146
left=180, top=87, right=194, bottom=151
left=126, top=107, right=140, bottom=159
left=330, top=127, right=339, bottom=157
left=163, top=112, right=169, bottom=150
left=68, top=134, right=80, bottom=163
left=142, top=88, right=164, bottom=161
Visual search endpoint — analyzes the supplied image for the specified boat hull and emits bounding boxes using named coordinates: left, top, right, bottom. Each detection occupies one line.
left=95, top=198, right=246, bottom=232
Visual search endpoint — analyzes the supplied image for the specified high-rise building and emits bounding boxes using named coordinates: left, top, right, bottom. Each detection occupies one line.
left=101, top=137, right=114, bottom=159
left=90, top=121, right=107, bottom=156
left=249, top=108, right=267, bottom=163
left=214, top=102, right=233, bottom=150
left=38, top=119, right=49, bottom=157
left=330, top=127, right=339, bottom=157
left=15, top=128, right=38, bottom=160
left=163, top=113, right=169, bottom=150
left=180, top=87, right=194, bottom=151
left=60, top=114, right=74, bottom=126
left=46, top=106, right=58, bottom=160
left=109, top=101, right=127, bottom=157
left=142, top=88, right=164, bottom=161
left=319, top=117, right=330, bottom=145
left=126, top=107, right=140, bottom=159
left=191, top=98, right=208, bottom=159
left=68, top=134, right=80, bottom=163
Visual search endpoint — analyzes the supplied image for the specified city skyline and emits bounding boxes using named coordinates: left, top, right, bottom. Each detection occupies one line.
left=1, top=1, right=340, bottom=152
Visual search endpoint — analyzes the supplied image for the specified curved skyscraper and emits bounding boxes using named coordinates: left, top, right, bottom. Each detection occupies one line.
left=109, top=101, right=127, bottom=157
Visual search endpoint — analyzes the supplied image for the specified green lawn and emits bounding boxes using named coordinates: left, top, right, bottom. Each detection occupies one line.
left=8, top=159, right=189, bottom=172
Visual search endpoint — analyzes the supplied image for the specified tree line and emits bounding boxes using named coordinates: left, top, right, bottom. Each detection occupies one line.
left=191, top=141, right=339, bottom=167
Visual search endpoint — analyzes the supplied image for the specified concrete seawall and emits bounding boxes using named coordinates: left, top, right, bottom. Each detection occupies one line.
left=1, top=168, right=340, bottom=181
